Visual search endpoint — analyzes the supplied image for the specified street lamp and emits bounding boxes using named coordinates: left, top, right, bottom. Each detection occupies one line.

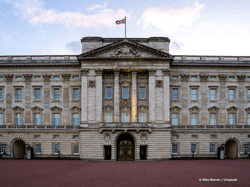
left=244, top=142, right=248, bottom=156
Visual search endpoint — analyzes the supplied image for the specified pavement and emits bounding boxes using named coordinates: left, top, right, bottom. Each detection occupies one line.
left=0, top=160, right=249, bottom=187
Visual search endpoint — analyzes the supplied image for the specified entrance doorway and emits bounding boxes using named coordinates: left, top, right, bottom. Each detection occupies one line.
left=225, top=140, right=238, bottom=159
left=13, top=140, right=25, bottom=159
left=104, top=146, right=111, bottom=160
left=140, top=146, right=147, bottom=160
left=117, top=133, right=134, bottom=161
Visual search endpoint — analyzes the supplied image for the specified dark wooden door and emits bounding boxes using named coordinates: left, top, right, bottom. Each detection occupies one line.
left=226, top=140, right=237, bottom=159
left=104, top=146, right=111, bottom=160
left=118, top=140, right=133, bottom=161
left=13, top=140, right=25, bottom=159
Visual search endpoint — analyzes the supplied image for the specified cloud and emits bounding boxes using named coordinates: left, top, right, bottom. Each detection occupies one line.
left=138, top=1, right=204, bottom=34
left=12, top=0, right=129, bottom=29
left=85, top=3, right=107, bottom=12
left=66, top=41, right=81, bottom=53
left=170, top=41, right=184, bottom=53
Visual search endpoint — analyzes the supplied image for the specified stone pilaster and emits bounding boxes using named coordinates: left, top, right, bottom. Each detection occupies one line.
left=24, top=74, right=32, bottom=125
left=148, top=69, right=156, bottom=122
left=131, top=70, right=137, bottom=122
left=237, top=74, right=246, bottom=125
left=4, top=74, right=13, bottom=125
left=163, top=69, right=170, bottom=123
left=95, top=69, right=103, bottom=122
left=42, top=74, right=51, bottom=125
left=181, top=74, right=189, bottom=125
left=81, top=69, right=88, bottom=123
left=62, top=74, right=71, bottom=125
left=114, top=69, right=120, bottom=122
left=199, top=74, right=208, bottom=125
left=218, top=74, right=227, bottom=125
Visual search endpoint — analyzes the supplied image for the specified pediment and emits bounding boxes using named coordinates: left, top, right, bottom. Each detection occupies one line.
left=226, top=106, right=238, bottom=112
left=208, top=106, right=219, bottom=112
left=77, top=39, right=174, bottom=60
left=31, top=105, right=43, bottom=112
left=170, top=106, right=182, bottom=112
left=188, top=106, right=200, bottom=112
left=12, top=106, right=24, bottom=112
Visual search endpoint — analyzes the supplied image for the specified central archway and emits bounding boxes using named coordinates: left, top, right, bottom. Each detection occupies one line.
left=225, top=140, right=238, bottom=159
left=13, top=140, right=25, bottom=159
left=116, top=133, right=135, bottom=161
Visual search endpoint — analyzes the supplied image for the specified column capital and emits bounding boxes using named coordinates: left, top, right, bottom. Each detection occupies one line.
left=23, top=74, right=33, bottom=82
left=180, top=74, right=190, bottom=82
left=113, top=68, right=120, bottom=76
left=81, top=69, right=89, bottom=76
left=4, top=74, right=13, bottom=82
left=61, top=74, right=71, bottom=81
left=42, top=74, right=51, bottom=82
left=131, top=69, right=138, bottom=75
left=218, top=74, right=227, bottom=81
left=148, top=69, right=156, bottom=76
left=163, top=69, right=171, bottom=76
left=199, top=74, right=208, bottom=82
left=95, top=69, right=103, bottom=76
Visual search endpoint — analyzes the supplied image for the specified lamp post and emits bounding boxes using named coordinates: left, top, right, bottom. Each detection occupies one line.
left=25, top=142, right=29, bottom=160
left=244, top=142, right=248, bottom=159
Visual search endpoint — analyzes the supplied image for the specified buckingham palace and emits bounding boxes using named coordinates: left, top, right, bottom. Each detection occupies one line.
left=0, top=36, right=250, bottom=160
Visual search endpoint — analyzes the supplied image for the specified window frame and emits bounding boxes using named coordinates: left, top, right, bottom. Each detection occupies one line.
left=122, top=112, right=129, bottom=123
left=105, top=86, right=112, bottom=99
left=53, top=113, right=60, bottom=125
left=210, top=144, right=216, bottom=154
left=139, top=87, right=146, bottom=99
left=172, top=144, right=178, bottom=154
left=228, top=113, right=235, bottom=125
left=210, top=113, right=217, bottom=125
left=105, top=112, right=113, bottom=123
left=122, top=87, right=129, bottom=99
left=73, top=88, right=79, bottom=100
left=16, top=113, right=22, bottom=125
left=191, top=143, right=197, bottom=154
left=35, top=144, right=42, bottom=154
left=171, top=113, right=179, bottom=125
left=138, top=112, right=146, bottom=123
left=191, top=113, right=198, bottom=125
left=54, top=144, right=60, bottom=154
left=73, top=113, right=79, bottom=125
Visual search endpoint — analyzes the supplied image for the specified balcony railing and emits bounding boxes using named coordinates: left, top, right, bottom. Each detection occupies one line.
left=174, top=55, right=250, bottom=62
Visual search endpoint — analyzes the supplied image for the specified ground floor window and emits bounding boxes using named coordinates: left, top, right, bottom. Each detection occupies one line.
left=36, top=144, right=41, bottom=154
left=122, top=113, right=129, bottom=122
left=73, top=144, right=79, bottom=154
left=172, top=144, right=177, bottom=154
left=210, top=144, right=215, bottom=153
left=247, top=144, right=250, bottom=154
left=191, top=144, right=197, bottom=154
left=54, top=144, right=60, bottom=154
left=0, top=144, right=3, bottom=153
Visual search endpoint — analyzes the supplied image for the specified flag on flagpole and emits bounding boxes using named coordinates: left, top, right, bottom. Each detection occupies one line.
left=115, top=18, right=126, bottom=24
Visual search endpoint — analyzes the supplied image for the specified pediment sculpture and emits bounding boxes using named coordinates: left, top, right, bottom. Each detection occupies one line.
left=111, top=45, right=141, bottom=57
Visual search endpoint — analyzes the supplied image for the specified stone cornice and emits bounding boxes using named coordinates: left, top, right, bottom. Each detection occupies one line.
left=0, top=62, right=80, bottom=68
left=78, top=57, right=173, bottom=62
left=81, top=69, right=88, bottom=76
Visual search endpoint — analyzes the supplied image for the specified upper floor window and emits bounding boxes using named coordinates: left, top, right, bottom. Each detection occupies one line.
left=172, top=89, right=178, bottom=100
left=35, top=114, right=41, bottom=125
left=54, top=76, right=60, bottom=79
left=35, top=76, right=41, bottom=79
left=210, top=135, right=215, bottom=139
left=139, top=87, right=146, bottom=99
left=35, top=89, right=41, bottom=100
left=210, top=76, right=216, bottom=80
left=247, top=77, right=250, bottom=80
left=248, top=114, right=250, bottom=125
left=229, top=89, right=234, bottom=100
left=0, top=77, right=3, bottom=80
left=229, top=77, right=235, bottom=80
left=172, top=76, right=178, bottom=79
left=210, top=89, right=216, bottom=100
left=122, top=113, right=129, bottom=123
left=191, top=113, right=198, bottom=125
left=248, top=90, right=250, bottom=101
left=16, top=76, right=22, bottom=80
left=191, top=144, right=197, bottom=154
left=73, top=76, right=79, bottom=79
left=172, top=144, right=177, bottom=154
left=73, top=135, right=78, bottom=139
left=16, top=89, right=22, bottom=100
left=73, top=88, right=79, bottom=100
left=191, top=89, right=197, bottom=100
left=35, top=144, right=41, bottom=154
left=191, top=76, right=197, bottom=79
left=0, top=114, right=3, bottom=125
left=139, top=113, right=146, bottom=122
left=229, top=114, right=235, bottom=125
left=0, top=89, right=2, bottom=100
left=210, top=114, right=216, bottom=125
left=73, top=114, right=79, bottom=125
left=122, top=87, right=129, bottom=99
left=105, top=113, right=112, bottom=123
left=16, top=113, right=22, bottom=125
left=53, top=114, right=60, bottom=125
left=172, top=114, right=178, bottom=125
left=106, top=87, right=112, bottom=99
left=192, top=135, right=197, bottom=139
left=54, top=135, right=60, bottom=139
left=54, top=89, right=60, bottom=100
left=210, top=144, right=215, bottom=153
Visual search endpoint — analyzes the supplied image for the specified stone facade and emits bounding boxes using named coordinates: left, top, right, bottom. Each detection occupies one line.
left=0, top=37, right=249, bottom=160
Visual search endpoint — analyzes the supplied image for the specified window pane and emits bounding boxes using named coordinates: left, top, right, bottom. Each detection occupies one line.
left=122, top=87, right=129, bottom=98
left=247, top=145, right=250, bottom=154
left=172, top=144, right=177, bottom=154
left=172, top=89, right=178, bottom=100
left=36, top=144, right=41, bottom=154
left=54, top=89, right=59, bottom=100
left=210, top=89, right=216, bottom=100
left=35, top=89, right=40, bottom=100
left=73, top=114, right=79, bottom=125
left=210, top=144, right=215, bottom=153
left=73, top=89, right=79, bottom=100
left=210, top=76, right=216, bottom=79
left=16, top=89, right=22, bottom=100
left=248, top=114, right=250, bottom=125
left=172, top=76, right=178, bottom=79
left=16, top=114, right=22, bottom=125
left=229, top=114, right=235, bottom=125
left=105, top=113, right=112, bottom=123
left=191, top=114, right=197, bottom=125
left=191, top=89, right=197, bottom=100
left=172, top=114, right=178, bottom=125
left=35, top=76, right=41, bottom=79
left=54, top=114, right=60, bottom=125
left=229, top=90, right=234, bottom=100
left=139, top=87, right=146, bottom=99
left=0, top=89, right=2, bottom=100
left=54, top=145, right=60, bottom=153
left=0, top=114, right=3, bottom=125
left=73, top=144, right=79, bottom=154
left=210, top=114, right=216, bottom=125
left=139, top=113, right=146, bottom=122
left=191, top=144, right=196, bottom=154
left=248, top=90, right=250, bottom=100
left=191, top=76, right=197, bottom=79
left=122, top=113, right=129, bottom=122
left=35, top=114, right=41, bottom=125
left=106, top=87, right=112, bottom=99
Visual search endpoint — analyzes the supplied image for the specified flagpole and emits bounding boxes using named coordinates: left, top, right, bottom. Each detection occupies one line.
left=125, top=16, right=126, bottom=38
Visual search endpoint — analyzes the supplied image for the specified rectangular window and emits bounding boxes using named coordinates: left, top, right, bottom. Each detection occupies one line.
left=73, top=76, right=79, bottom=79
left=172, top=89, right=178, bottom=100
left=16, top=76, right=22, bottom=79
left=73, top=114, right=79, bottom=125
left=191, top=114, right=198, bottom=125
left=16, top=89, right=22, bottom=100
left=34, top=135, right=40, bottom=139
left=191, top=76, right=197, bottom=79
left=0, top=114, right=3, bottom=125
left=191, top=144, right=197, bottom=154
left=210, top=114, right=216, bottom=125
left=192, top=135, right=197, bottom=139
left=172, top=76, right=178, bottom=79
left=248, top=114, right=250, bottom=125
left=210, top=89, right=216, bottom=100
left=54, top=135, right=60, bottom=139
left=0, top=89, right=2, bottom=100
left=73, top=144, right=79, bottom=154
left=210, top=76, right=216, bottom=80
left=139, top=113, right=146, bottom=122
left=247, top=145, right=250, bottom=154
left=35, top=114, right=41, bottom=125
left=106, top=87, right=112, bottom=99
left=73, top=135, right=78, bottom=139
left=173, top=135, right=178, bottom=140
left=172, top=144, right=177, bottom=154
left=122, top=87, right=129, bottom=98
left=0, top=144, right=3, bottom=153
left=248, top=90, right=250, bottom=100
left=0, top=77, right=3, bottom=80
left=16, top=113, right=22, bottom=125
left=191, top=89, right=197, bottom=100
left=139, top=87, right=146, bottom=99
left=35, top=89, right=41, bottom=100
left=36, top=144, right=41, bottom=154
left=105, top=113, right=112, bottom=123
left=35, top=76, right=41, bottom=79
left=54, top=144, right=60, bottom=154
left=54, top=89, right=59, bottom=100
left=211, top=135, right=215, bottom=139
left=210, top=144, right=215, bottom=153
left=229, top=89, right=234, bottom=100
left=229, top=77, right=235, bottom=80
left=54, top=76, right=60, bottom=79
left=229, top=114, right=235, bottom=125
left=172, top=114, right=178, bottom=125
left=53, top=114, right=60, bottom=125
left=122, top=113, right=129, bottom=123
left=73, top=88, right=79, bottom=100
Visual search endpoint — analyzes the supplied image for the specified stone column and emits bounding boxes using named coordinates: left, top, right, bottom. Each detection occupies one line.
left=81, top=69, right=88, bottom=123
left=148, top=69, right=156, bottom=123
left=62, top=74, right=71, bottom=125
left=4, top=74, right=13, bottom=125
left=114, top=69, right=120, bottom=122
left=131, top=70, right=137, bottom=123
left=237, top=74, right=246, bottom=125
left=163, top=69, right=170, bottom=123
left=200, top=74, right=208, bottom=125
left=180, top=74, right=190, bottom=125
left=218, top=74, right=227, bottom=125
left=24, top=74, right=32, bottom=125
left=95, top=69, right=103, bottom=123
left=42, top=74, right=51, bottom=125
